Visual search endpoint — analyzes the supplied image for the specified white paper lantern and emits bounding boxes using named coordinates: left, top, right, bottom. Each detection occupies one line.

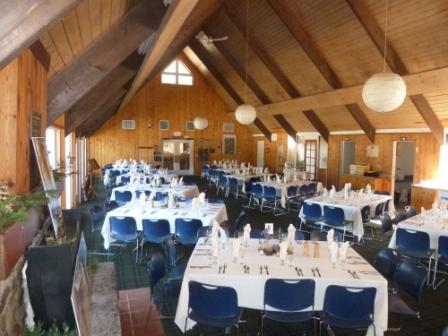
left=193, top=117, right=208, bottom=130
left=235, top=104, right=256, bottom=125
left=362, top=72, right=407, bottom=112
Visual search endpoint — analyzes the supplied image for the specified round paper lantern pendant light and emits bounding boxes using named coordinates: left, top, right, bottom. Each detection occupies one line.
left=235, top=104, right=256, bottom=125
left=193, top=116, right=208, bottom=130
left=362, top=72, right=406, bottom=112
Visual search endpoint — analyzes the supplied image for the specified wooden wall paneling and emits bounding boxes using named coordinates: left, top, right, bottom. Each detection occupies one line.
left=48, top=21, right=75, bottom=65
left=88, top=54, right=255, bottom=173
left=47, top=0, right=165, bottom=124
left=76, top=0, right=93, bottom=49
left=89, top=0, right=103, bottom=40
left=62, top=10, right=84, bottom=58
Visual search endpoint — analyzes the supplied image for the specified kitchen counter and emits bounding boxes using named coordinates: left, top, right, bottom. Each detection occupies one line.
left=339, top=174, right=391, bottom=192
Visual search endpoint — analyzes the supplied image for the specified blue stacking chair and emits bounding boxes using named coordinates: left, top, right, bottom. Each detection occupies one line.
left=141, top=219, right=172, bottom=260
left=307, top=182, right=317, bottom=196
left=120, top=175, right=131, bottom=184
left=175, top=218, right=203, bottom=245
left=261, top=279, right=315, bottom=336
left=375, top=247, right=400, bottom=288
left=261, top=186, right=280, bottom=214
left=321, top=285, right=376, bottom=334
left=226, top=177, right=240, bottom=198
left=114, top=190, right=132, bottom=205
left=322, top=206, right=353, bottom=241
left=155, top=191, right=168, bottom=202
left=433, top=236, right=448, bottom=288
left=244, top=176, right=261, bottom=197
left=187, top=281, right=243, bottom=334
left=162, top=238, right=186, bottom=282
left=285, top=185, right=299, bottom=211
left=248, top=183, right=264, bottom=209
left=388, top=259, right=427, bottom=331
left=217, top=175, right=228, bottom=196
left=294, top=230, right=305, bottom=241
left=109, top=216, right=139, bottom=262
left=360, top=205, right=375, bottom=238
left=208, top=199, right=224, bottom=204
left=370, top=213, right=393, bottom=241
left=395, top=211, right=407, bottom=224
left=396, top=228, right=434, bottom=285
left=299, top=202, right=323, bottom=231
left=201, top=165, right=210, bottom=179
left=135, top=190, right=151, bottom=199
left=405, top=205, right=417, bottom=218
left=297, top=184, right=309, bottom=202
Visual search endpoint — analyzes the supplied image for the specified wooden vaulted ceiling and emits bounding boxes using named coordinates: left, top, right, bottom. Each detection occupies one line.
left=2, top=0, right=448, bottom=141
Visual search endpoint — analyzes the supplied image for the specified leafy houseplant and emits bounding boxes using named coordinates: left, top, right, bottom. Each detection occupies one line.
left=23, top=321, right=77, bottom=336
left=52, top=156, right=77, bottom=182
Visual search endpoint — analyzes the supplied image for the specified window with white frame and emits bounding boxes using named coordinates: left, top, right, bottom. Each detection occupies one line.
left=45, top=127, right=60, bottom=169
left=161, top=59, right=193, bottom=86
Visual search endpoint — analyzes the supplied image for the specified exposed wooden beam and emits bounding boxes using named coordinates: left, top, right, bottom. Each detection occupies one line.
left=223, top=4, right=300, bottom=98
left=79, top=101, right=122, bottom=137
left=203, top=26, right=271, bottom=104
left=29, top=40, right=50, bottom=71
left=65, top=65, right=136, bottom=134
left=345, top=104, right=376, bottom=142
left=303, top=110, right=329, bottom=142
left=273, top=114, right=298, bottom=141
left=47, top=0, right=165, bottom=124
left=254, top=118, right=272, bottom=141
left=346, top=0, right=408, bottom=76
left=77, top=89, right=127, bottom=137
left=267, top=0, right=342, bottom=89
left=120, top=0, right=223, bottom=110
left=409, top=95, right=444, bottom=144
left=0, top=0, right=81, bottom=70
left=257, top=66, right=448, bottom=117
left=189, top=39, right=244, bottom=105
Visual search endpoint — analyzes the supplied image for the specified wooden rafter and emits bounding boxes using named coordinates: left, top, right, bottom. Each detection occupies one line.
left=268, top=0, right=375, bottom=141
left=223, top=3, right=300, bottom=98
left=0, top=0, right=81, bottom=70
left=409, top=95, right=444, bottom=144
left=345, top=104, right=376, bottom=143
left=203, top=26, right=271, bottom=104
left=189, top=39, right=244, bottom=105
left=47, top=0, right=165, bottom=124
left=120, top=0, right=223, bottom=110
left=254, top=118, right=272, bottom=141
left=273, top=114, right=297, bottom=141
left=303, top=110, right=329, bottom=142
left=346, top=0, right=443, bottom=143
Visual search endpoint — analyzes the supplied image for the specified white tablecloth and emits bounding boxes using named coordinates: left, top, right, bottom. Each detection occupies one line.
left=110, top=184, right=200, bottom=203
left=175, top=238, right=388, bottom=335
left=257, top=180, right=314, bottom=207
left=101, top=203, right=228, bottom=249
left=389, top=209, right=448, bottom=250
left=299, top=193, right=393, bottom=241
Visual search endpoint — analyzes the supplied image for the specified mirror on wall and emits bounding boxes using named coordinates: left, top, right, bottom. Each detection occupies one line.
left=341, top=140, right=356, bottom=175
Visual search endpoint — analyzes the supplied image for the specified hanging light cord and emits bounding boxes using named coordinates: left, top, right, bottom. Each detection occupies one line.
left=382, top=0, right=389, bottom=72
left=244, top=0, right=249, bottom=102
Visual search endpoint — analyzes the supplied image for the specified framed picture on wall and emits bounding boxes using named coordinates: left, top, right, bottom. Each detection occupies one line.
left=223, top=134, right=236, bottom=155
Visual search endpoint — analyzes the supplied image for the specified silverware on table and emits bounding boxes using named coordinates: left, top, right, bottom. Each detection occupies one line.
left=223, top=264, right=227, bottom=274
left=260, top=266, right=263, bottom=275
left=315, top=267, right=321, bottom=277
left=218, top=265, right=222, bottom=274
left=264, top=265, right=269, bottom=275
left=294, top=266, right=301, bottom=276
left=347, top=270, right=356, bottom=279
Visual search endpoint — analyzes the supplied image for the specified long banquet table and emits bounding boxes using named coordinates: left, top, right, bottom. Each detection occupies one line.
left=109, top=184, right=200, bottom=203
left=388, top=208, right=448, bottom=250
left=101, top=203, right=228, bottom=249
left=175, top=238, right=388, bottom=335
left=299, top=192, right=393, bottom=241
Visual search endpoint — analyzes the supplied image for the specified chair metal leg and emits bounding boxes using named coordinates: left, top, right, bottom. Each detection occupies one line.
left=260, top=315, right=264, bottom=336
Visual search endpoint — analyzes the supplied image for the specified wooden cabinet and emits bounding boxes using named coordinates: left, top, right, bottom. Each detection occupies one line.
left=339, top=174, right=391, bottom=192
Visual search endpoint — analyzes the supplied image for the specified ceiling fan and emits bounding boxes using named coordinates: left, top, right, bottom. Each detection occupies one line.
left=197, top=34, right=229, bottom=45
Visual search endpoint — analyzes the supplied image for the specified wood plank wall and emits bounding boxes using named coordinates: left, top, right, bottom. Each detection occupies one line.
left=326, top=133, right=439, bottom=189
left=0, top=48, right=47, bottom=194
left=88, top=55, right=256, bottom=173
left=252, top=132, right=288, bottom=172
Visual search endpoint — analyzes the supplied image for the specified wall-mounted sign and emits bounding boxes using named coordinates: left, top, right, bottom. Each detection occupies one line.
left=366, top=145, right=379, bottom=158
left=30, top=112, right=41, bottom=137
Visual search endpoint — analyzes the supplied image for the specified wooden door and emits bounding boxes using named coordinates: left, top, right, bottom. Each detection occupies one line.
left=305, top=140, right=317, bottom=180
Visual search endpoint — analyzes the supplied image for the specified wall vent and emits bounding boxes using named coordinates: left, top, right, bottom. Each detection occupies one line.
left=186, top=121, right=195, bottom=131
left=159, top=120, right=170, bottom=130
left=121, top=120, right=136, bottom=129
left=223, top=123, right=235, bottom=133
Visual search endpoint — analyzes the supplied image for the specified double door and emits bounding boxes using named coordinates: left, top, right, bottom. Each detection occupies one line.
left=162, top=139, right=194, bottom=175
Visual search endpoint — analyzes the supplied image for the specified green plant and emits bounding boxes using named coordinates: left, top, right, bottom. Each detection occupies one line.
left=0, top=191, right=48, bottom=230
left=23, top=321, right=77, bottom=336
left=53, top=156, right=77, bottom=182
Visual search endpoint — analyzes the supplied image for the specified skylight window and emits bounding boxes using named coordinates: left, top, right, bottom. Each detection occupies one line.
left=161, top=59, right=193, bottom=86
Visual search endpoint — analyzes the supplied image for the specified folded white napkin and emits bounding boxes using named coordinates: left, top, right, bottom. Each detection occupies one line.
left=317, top=182, right=324, bottom=193
left=323, top=188, right=329, bottom=198
left=433, top=203, right=439, bottom=210
left=421, top=206, right=426, bottom=215
left=279, top=241, right=289, bottom=261
left=283, top=176, right=288, bottom=184
left=264, top=167, right=269, bottom=174
left=233, top=238, right=241, bottom=259
left=343, top=188, right=348, bottom=200
left=212, top=220, right=220, bottom=239
left=366, top=184, right=372, bottom=192
left=139, top=192, right=146, bottom=205
left=330, top=186, right=336, bottom=199
left=287, top=224, right=296, bottom=242
left=243, top=223, right=251, bottom=243
left=358, top=188, right=364, bottom=197
left=179, top=176, right=184, bottom=185
left=329, top=242, right=338, bottom=265
left=327, top=229, right=335, bottom=244
left=191, top=197, right=198, bottom=209
left=198, top=192, right=206, bottom=206
left=293, top=172, right=298, bottom=181
left=168, top=193, right=175, bottom=209
left=339, top=242, right=349, bottom=262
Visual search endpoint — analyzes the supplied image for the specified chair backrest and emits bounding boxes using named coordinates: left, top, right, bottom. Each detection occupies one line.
left=234, top=210, right=247, bottom=231
left=303, top=202, right=322, bottom=219
left=287, top=185, right=298, bottom=197
left=155, top=191, right=168, bottom=201
left=264, top=279, right=315, bottom=312
left=142, top=219, right=171, bottom=240
left=263, top=186, right=277, bottom=198
left=394, top=259, right=427, bottom=305
left=308, top=182, right=317, bottom=194
left=197, top=226, right=211, bottom=239
left=405, top=205, right=417, bottom=218
left=121, top=175, right=131, bottom=184
left=396, top=228, right=430, bottom=255
left=360, top=205, right=371, bottom=223
left=439, top=236, right=448, bottom=260
left=136, top=190, right=151, bottom=199
left=395, top=211, right=407, bottom=224
left=202, top=165, right=210, bottom=173
left=374, top=190, right=389, bottom=196
left=383, top=200, right=390, bottom=213
left=294, top=230, right=305, bottom=241
left=323, top=285, right=376, bottom=324
left=188, top=281, right=239, bottom=320
left=323, top=206, right=345, bottom=227
left=219, top=175, right=228, bottom=185
left=379, top=213, right=392, bottom=234
left=114, top=190, right=132, bottom=203
left=298, top=184, right=308, bottom=195
left=175, top=218, right=203, bottom=241
left=374, top=202, right=384, bottom=217
left=375, top=247, right=400, bottom=279
left=251, top=183, right=263, bottom=195
left=110, top=216, right=137, bottom=238
left=146, top=252, right=166, bottom=289
left=228, top=177, right=238, bottom=186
